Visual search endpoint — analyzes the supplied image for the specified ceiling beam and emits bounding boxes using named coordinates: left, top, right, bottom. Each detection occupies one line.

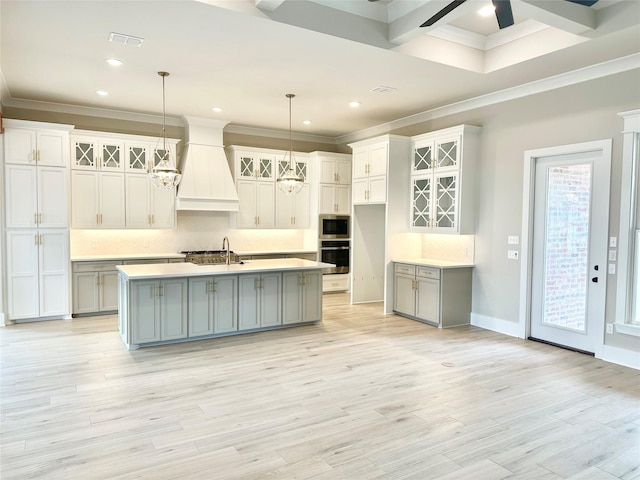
left=517, top=0, right=596, bottom=35
left=388, top=0, right=479, bottom=45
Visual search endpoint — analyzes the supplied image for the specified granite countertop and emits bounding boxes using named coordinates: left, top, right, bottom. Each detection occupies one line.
left=393, top=258, right=475, bottom=268
left=116, top=258, right=333, bottom=280
left=71, top=252, right=186, bottom=262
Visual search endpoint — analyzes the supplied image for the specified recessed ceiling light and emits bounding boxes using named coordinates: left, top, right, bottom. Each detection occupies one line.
left=478, top=4, right=496, bottom=16
left=106, top=58, right=123, bottom=67
left=211, top=107, right=222, bottom=113
left=349, top=101, right=361, bottom=108
left=96, top=90, right=108, bottom=96
left=302, top=120, right=312, bottom=125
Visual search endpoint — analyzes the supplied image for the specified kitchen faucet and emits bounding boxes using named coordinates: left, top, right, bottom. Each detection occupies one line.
left=222, top=236, right=230, bottom=265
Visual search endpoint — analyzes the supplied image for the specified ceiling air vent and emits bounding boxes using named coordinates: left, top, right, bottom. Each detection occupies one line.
left=109, top=32, right=144, bottom=47
left=370, top=86, right=397, bottom=93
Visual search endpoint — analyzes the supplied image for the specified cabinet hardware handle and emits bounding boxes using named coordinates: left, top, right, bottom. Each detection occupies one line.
left=151, top=214, right=155, bottom=224
left=34, top=213, right=38, bottom=225
left=39, top=213, right=42, bottom=224
left=212, top=281, right=217, bottom=293
left=32, top=150, right=37, bottom=163
left=100, top=213, right=103, bottom=224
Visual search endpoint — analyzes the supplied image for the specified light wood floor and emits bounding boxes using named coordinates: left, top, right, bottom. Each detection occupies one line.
left=1, top=294, right=639, bottom=479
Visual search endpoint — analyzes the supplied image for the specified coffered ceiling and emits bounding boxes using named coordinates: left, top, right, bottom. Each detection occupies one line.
left=1, top=0, right=638, bottom=141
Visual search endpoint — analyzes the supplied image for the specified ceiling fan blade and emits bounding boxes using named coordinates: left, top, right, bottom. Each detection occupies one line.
left=420, top=0, right=468, bottom=28
left=492, top=0, right=514, bottom=29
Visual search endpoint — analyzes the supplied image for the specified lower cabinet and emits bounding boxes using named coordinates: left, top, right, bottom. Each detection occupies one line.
left=282, top=270, right=322, bottom=324
left=72, top=262, right=121, bottom=315
left=393, top=262, right=471, bottom=328
left=238, top=272, right=282, bottom=330
left=188, top=276, right=238, bottom=337
left=130, top=278, right=188, bottom=344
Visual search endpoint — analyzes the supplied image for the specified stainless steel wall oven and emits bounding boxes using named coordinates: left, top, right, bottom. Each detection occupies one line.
left=319, top=240, right=350, bottom=274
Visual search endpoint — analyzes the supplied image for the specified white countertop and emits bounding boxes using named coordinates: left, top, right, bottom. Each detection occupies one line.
left=117, top=258, right=333, bottom=280
left=394, top=258, right=475, bottom=268
left=71, top=252, right=186, bottom=262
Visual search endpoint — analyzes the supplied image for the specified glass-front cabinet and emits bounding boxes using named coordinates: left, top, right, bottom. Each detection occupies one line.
left=409, top=125, right=480, bottom=234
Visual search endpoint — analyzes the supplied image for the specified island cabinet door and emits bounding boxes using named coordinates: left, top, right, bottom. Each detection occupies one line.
left=213, top=276, right=238, bottom=334
left=238, top=274, right=261, bottom=330
left=259, top=272, right=282, bottom=327
left=282, top=271, right=303, bottom=325
left=301, top=271, right=322, bottom=323
left=160, top=278, right=188, bottom=341
left=131, top=280, right=161, bottom=344
left=188, top=277, right=214, bottom=337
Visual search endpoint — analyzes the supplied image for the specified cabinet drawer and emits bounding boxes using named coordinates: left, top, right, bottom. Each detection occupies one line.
left=394, top=263, right=416, bottom=275
left=73, top=261, right=121, bottom=272
left=417, top=266, right=440, bottom=279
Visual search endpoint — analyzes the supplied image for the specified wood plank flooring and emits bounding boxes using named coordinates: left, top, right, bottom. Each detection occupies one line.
left=1, top=293, right=639, bottom=479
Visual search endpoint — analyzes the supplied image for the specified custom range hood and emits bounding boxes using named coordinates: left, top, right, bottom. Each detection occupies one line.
left=175, top=116, right=239, bottom=211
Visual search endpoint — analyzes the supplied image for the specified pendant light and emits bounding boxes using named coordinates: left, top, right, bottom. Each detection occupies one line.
left=149, top=71, right=182, bottom=189
left=276, top=93, right=304, bottom=195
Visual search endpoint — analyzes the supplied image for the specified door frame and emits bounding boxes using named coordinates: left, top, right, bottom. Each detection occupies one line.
left=518, top=139, right=612, bottom=357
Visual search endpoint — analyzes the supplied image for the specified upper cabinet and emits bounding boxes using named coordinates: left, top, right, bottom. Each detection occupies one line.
left=312, top=152, right=352, bottom=215
left=4, top=120, right=73, bottom=167
left=349, top=136, right=410, bottom=205
left=69, top=130, right=179, bottom=229
left=228, top=146, right=311, bottom=230
left=409, top=125, right=481, bottom=234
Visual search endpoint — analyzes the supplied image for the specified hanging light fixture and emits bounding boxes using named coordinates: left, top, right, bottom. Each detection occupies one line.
left=276, top=93, right=304, bottom=195
left=149, top=71, right=182, bottom=189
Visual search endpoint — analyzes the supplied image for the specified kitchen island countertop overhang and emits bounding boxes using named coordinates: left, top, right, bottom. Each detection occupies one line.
left=117, top=259, right=334, bottom=349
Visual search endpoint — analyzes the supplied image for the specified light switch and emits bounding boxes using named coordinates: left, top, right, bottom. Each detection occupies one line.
left=609, top=263, right=616, bottom=275
left=609, top=250, right=617, bottom=261
left=508, top=236, right=519, bottom=245
left=507, top=250, right=519, bottom=260
left=610, top=237, right=617, bottom=248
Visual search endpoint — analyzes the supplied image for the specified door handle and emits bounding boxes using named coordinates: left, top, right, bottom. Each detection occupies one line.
left=592, top=277, right=598, bottom=283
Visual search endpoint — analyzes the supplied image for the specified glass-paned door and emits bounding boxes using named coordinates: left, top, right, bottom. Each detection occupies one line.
left=412, top=176, right=431, bottom=227
left=434, top=172, right=457, bottom=229
left=530, top=149, right=609, bottom=353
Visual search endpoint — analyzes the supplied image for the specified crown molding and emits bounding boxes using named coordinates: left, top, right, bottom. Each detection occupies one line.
left=224, top=123, right=337, bottom=144
left=337, top=53, right=640, bottom=144
left=0, top=97, right=184, bottom=127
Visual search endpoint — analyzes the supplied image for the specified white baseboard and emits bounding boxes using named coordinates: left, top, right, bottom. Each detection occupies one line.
left=470, top=312, right=523, bottom=338
left=598, top=344, right=640, bottom=370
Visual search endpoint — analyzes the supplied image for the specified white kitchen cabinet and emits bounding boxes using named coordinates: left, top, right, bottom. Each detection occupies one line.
left=282, top=270, right=322, bottom=324
left=238, top=272, right=282, bottom=330
left=5, top=164, right=68, bottom=229
left=318, top=154, right=351, bottom=185
left=322, top=273, right=350, bottom=292
left=125, top=173, right=175, bottom=228
left=125, top=140, right=178, bottom=172
left=71, top=170, right=125, bottom=228
left=233, top=149, right=276, bottom=181
left=188, top=275, right=238, bottom=337
left=3, top=121, right=72, bottom=167
left=130, top=278, right=188, bottom=344
left=276, top=183, right=310, bottom=228
left=393, top=262, right=471, bottom=328
left=351, top=141, right=391, bottom=204
left=72, top=261, right=121, bottom=315
left=71, top=134, right=125, bottom=171
left=236, top=180, right=275, bottom=228
left=5, top=229, right=69, bottom=321
left=409, top=125, right=481, bottom=234
left=319, top=184, right=351, bottom=215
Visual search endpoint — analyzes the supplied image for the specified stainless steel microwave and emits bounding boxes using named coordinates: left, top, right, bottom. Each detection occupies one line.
left=319, top=215, right=350, bottom=239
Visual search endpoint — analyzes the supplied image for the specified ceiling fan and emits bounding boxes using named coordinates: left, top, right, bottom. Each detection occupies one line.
left=370, top=0, right=600, bottom=30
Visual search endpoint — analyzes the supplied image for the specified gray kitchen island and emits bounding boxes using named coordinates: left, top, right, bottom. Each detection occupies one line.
left=117, top=259, right=332, bottom=349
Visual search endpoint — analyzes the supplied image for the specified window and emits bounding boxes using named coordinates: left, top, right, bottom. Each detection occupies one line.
left=615, top=110, right=640, bottom=335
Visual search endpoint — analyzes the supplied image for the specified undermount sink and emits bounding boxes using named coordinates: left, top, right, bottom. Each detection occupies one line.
left=193, top=260, right=248, bottom=266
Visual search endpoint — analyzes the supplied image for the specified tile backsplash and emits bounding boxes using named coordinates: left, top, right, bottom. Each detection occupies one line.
left=70, top=211, right=315, bottom=256
left=421, top=234, right=475, bottom=263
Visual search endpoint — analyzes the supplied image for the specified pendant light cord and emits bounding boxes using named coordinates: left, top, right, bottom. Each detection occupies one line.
left=287, top=93, right=295, bottom=168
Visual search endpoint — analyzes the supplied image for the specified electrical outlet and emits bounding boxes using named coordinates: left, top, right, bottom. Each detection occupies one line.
left=508, top=235, right=519, bottom=245
left=609, top=263, right=616, bottom=275
left=609, top=250, right=617, bottom=261
left=606, top=324, right=614, bottom=334
left=610, top=236, right=617, bottom=248
left=507, top=250, right=519, bottom=260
